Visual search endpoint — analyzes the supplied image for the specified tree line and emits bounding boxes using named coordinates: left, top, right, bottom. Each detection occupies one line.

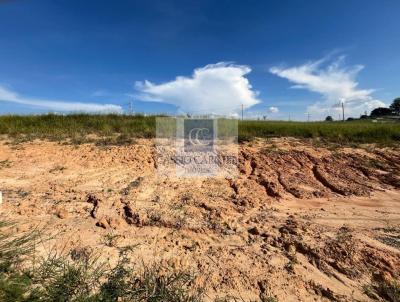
left=325, top=97, right=400, bottom=121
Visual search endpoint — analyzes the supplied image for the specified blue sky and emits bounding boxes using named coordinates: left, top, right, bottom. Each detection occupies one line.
left=0, top=0, right=399, bottom=120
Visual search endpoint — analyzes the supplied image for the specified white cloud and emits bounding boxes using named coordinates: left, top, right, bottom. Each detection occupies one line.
left=270, top=56, right=386, bottom=119
left=135, top=62, right=260, bottom=115
left=268, top=106, right=279, bottom=113
left=0, top=86, right=122, bottom=113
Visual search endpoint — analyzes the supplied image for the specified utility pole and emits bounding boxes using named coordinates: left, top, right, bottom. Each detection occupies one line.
left=241, top=104, right=244, bottom=121
left=307, top=112, right=310, bottom=122
left=129, top=101, right=133, bottom=115
left=342, top=101, right=345, bottom=121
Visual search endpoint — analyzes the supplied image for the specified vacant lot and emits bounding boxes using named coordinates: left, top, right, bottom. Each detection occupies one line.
left=0, top=128, right=399, bottom=301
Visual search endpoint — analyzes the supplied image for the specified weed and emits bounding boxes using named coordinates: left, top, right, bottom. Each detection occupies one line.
left=0, top=219, right=40, bottom=302
left=375, top=278, right=400, bottom=302
left=0, top=220, right=38, bottom=272
left=362, top=284, right=380, bottom=300
left=32, top=249, right=106, bottom=302
left=284, top=255, right=298, bottom=273
left=363, top=277, right=400, bottom=302
left=263, top=297, right=279, bottom=302
left=0, top=219, right=205, bottom=301
left=101, top=232, right=121, bottom=247
left=95, top=134, right=136, bottom=146
left=0, top=160, right=11, bottom=169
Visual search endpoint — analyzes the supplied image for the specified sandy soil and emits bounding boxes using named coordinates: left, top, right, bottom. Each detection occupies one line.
left=0, top=137, right=399, bottom=301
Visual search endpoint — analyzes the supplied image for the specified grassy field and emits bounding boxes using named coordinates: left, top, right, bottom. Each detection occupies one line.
left=0, top=114, right=399, bottom=145
left=239, top=119, right=400, bottom=145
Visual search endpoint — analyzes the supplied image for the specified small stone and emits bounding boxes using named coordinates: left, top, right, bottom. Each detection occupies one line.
left=248, top=226, right=260, bottom=235
left=96, top=217, right=110, bottom=229
left=56, top=208, right=68, bottom=219
left=286, top=243, right=296, bottom=255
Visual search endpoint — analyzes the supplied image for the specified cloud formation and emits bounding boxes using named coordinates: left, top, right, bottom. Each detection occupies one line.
left=0, top=86, right=122, bottom=113
left=268, top=106, right=279, bottom=113
left=270, top=56, right=385, bottom=118
left=135, top=62, right=260, bottom=115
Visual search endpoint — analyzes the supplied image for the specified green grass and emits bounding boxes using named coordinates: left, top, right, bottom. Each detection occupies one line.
left=0, top=114, right=155, bottom=142
left=0, top=219, right=205, bottom=302
left=0, top=114, right=399, bottom=145
left=239, top=120, right=400, bottom=145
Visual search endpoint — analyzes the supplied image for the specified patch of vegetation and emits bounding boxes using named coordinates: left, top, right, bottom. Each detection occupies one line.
left=101, top=232, right=121, bottom=247
left=0, top=114, right=155, bottom=143
left=263, top=298, right=279, bottom=302
left=239, top=120, right=400, bottom=145
left=1, top=114, right=400, bottom=145
left=94, top=134, right=137, bottom=146
left=0, top=160, right=11, bottom=169
left=0, top=219, right=205, bottom=302
left=364, top=277, right=400, bottom=302
left=362, top=284, right=380, bottom=300
left=375, top=279, right=400, bottom=302
left=284, top=254, right=298, bottom=273
left=0, top=220, right=40, bottom=302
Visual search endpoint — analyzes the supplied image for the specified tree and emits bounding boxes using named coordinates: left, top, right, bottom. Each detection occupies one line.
left=325, top=115, right=333, bottom=122
left=389, top=98, right=400, bottom=115
left=370, top=107, right=392, bottom=117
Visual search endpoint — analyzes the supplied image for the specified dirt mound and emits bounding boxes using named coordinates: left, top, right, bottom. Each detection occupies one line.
left=236, top=145, right=399, bottom=201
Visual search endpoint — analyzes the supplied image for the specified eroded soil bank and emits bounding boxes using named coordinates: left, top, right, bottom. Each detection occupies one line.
left=1, top=138, right=399, bottom=301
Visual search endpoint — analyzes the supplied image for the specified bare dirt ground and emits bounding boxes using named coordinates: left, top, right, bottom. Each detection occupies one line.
left=0, top=137, right=399, bottom=301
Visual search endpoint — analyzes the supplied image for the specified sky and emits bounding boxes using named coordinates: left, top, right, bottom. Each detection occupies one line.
left=0, top=0, right=399, bottom=120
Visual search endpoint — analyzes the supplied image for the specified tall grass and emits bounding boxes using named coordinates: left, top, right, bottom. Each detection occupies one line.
left=0, top=114, right=155, bottom=141
left=239, top=120, right=400, bottom=145
left=0, top=114, right=399, bottom=145
left=0, top=219, right=204, bottom=302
